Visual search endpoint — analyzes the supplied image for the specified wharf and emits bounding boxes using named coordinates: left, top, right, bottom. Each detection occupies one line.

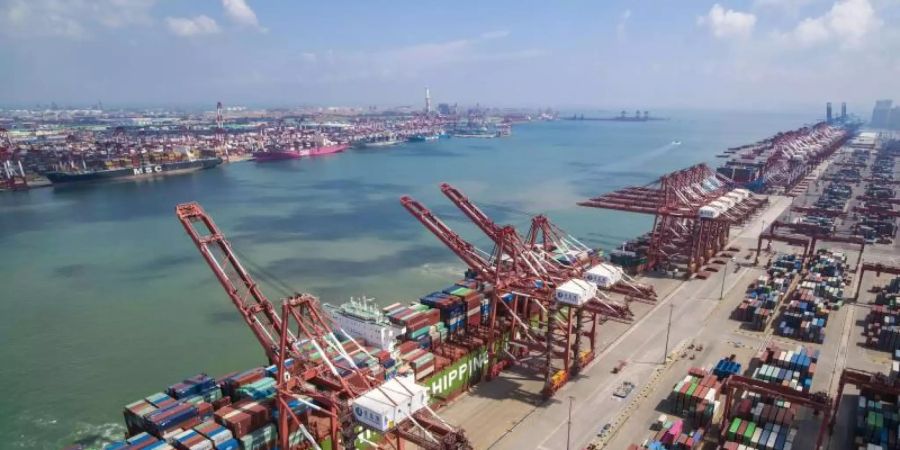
left=439, top=193, right=797, bottom=449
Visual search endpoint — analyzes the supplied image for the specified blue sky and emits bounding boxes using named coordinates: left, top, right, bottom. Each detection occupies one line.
left=1, top=0, right=898, bottom=111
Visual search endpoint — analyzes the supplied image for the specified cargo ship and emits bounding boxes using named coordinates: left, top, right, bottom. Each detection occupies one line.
left=103, top=273, right=501, bottom=450
left=252, top=136, right=349, bottom=162
left=360, top=136, right=402, bottom=148
left=45, top=157, right=223, bottom=184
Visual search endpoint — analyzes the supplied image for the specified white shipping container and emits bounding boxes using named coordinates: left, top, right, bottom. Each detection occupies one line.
left=554, top=279, right=597, bottom=306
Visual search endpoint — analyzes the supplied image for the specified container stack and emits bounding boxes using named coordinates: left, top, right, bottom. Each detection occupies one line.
left=627, top=418, right=704, bottom=449
left=383, top=303, right=441, bottom=345
left=804, top=250, right=848, bottom=309
left=751, top=345, right=817, bottom=393
left=734, top=255, right=798, bottom=330
left=713, top=357, right=742, bottom=380
left=396, top=344, right=437, bottom=381
left=122, top=395, right=216, bottom=440
left=722, top=396, right=799, bottom=450
left=854, top=393, right=900, bottom=449
left=776, top=249, right=847, bottom=343
left=214, top=400, right=273, bottom=442
left=864, top=305, right=900, bottom=352
left=669, top=368, right=723, bottom=425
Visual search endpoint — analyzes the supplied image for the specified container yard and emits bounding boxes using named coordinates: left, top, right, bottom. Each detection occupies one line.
left=577, top=130, right=899, bottom=450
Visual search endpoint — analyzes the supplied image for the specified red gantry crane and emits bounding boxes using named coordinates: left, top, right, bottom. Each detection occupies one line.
left=0, top=128, right=28, bottom=191
left=579, top=164, right=766, bottom=275
left=402, top=190, right=635, bottom=397
left=176, top=202, right=472, bottom=450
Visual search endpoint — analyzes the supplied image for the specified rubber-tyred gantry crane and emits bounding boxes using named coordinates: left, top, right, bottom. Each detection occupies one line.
left=852, top=262, right=900, bottom=300
left=721, top=375, right=832, bottom=449
left=176, top=202, right=472, bottom=450
left=829, top=368, right=900, bottom=438
left=754, top=221, right=865, bottom=269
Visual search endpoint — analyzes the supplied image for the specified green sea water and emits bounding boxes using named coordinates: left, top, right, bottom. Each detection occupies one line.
left=0, top=110, right=816, bottom=448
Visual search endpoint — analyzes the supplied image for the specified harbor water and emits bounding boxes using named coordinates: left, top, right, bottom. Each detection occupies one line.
left=0, top=110, right=815, bottom=448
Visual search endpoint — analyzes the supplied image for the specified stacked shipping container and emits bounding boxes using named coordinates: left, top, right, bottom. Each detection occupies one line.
left=854, top=392, right=900, bottom=449
left=750, top=345, right=818, bottom=393
left=776, top=250, right=848, bottom=343
left=734, top=254, right=800, bottom=330
left=722, top=396, right=799, bottom=450
left=864, top=277, right=900, bottom=352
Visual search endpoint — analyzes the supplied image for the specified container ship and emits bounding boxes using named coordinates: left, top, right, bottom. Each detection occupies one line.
left=252, top=136, right=349, bottom=162
left=45, top=157, right=223, bottom=184
left=102, top=204, right=502, bottom=450
left=106, top=282, right=495, bottom=450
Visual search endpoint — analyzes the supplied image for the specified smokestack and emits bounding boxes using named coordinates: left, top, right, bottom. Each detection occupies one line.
left=841, top=102, right=847, bottom=119
left=424, top=88, right=432, bottom=115
left=826, top=102, right=833, bottom=122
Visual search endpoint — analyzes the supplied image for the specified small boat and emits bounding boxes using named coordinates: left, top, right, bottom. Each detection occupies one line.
left=408, top=133, right=439, bottom=142
left=671, top=140, right=682, bottom=146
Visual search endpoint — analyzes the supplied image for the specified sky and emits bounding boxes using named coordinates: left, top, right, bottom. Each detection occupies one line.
left=0, top=0, right=898, bottom=111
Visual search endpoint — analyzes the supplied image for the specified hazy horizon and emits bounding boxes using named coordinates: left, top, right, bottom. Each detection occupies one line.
left=2, top=0, right=898, bottom=111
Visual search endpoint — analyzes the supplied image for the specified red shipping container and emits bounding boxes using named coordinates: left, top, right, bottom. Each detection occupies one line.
left=216, top=407, right=252, bottom=438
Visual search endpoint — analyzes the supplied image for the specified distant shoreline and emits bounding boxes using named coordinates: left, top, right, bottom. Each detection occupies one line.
left=563, top=116, right=668, bottom=122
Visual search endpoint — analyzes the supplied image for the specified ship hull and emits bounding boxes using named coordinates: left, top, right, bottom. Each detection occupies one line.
left=252, top=144, right=349, bottom=162
left=45, top=158, right=223, bottom=184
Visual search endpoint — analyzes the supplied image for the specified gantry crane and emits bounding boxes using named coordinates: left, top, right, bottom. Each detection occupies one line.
left=721, top=375, right=832, bottom=449
left=401, top=193, right=634, bottom=397
left=0, top=127, right=27, bottom=191
left=754, top=221, right=865, bottom=269
left=852, top=262, right=900, bottom=300
left=176, top=202, right=471, bottom=450
left=441, top=183, right=656, bottom=302
left=580, top=164, right=764, bottom=275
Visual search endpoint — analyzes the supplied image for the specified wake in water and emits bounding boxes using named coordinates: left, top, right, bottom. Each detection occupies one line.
left=604, top=140, right=681, bottom=172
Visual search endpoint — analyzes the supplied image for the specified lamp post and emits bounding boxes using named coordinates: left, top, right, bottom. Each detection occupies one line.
left=567, top=396, right=574, bottom=450
left=663, top=304, right=674, bottom=364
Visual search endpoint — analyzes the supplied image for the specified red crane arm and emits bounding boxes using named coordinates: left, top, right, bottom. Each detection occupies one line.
left=440, top=183, right=505, bottom=243
left=400, top=195, right=494, bottom=277
left=176, top=202, right=284, bottom=363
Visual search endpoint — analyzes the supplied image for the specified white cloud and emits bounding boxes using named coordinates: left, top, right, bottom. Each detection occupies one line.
left=222, top=0, right=260, bottom=28
left=698, top=4, right=757, bottom=39
left=775, top=0, right=881, bottom=48
left=617, top=10, right=632, bottom=42
left=0, top=0, right=155, bottom=39
left=165, top=15, right=220, bottom=37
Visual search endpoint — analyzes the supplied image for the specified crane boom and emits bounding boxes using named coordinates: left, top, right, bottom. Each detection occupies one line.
left=176, top=202, right=285, bottom=363
left=400, top=195, right=494, bottom=275
left=440, top=183, right=506, bottom=242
